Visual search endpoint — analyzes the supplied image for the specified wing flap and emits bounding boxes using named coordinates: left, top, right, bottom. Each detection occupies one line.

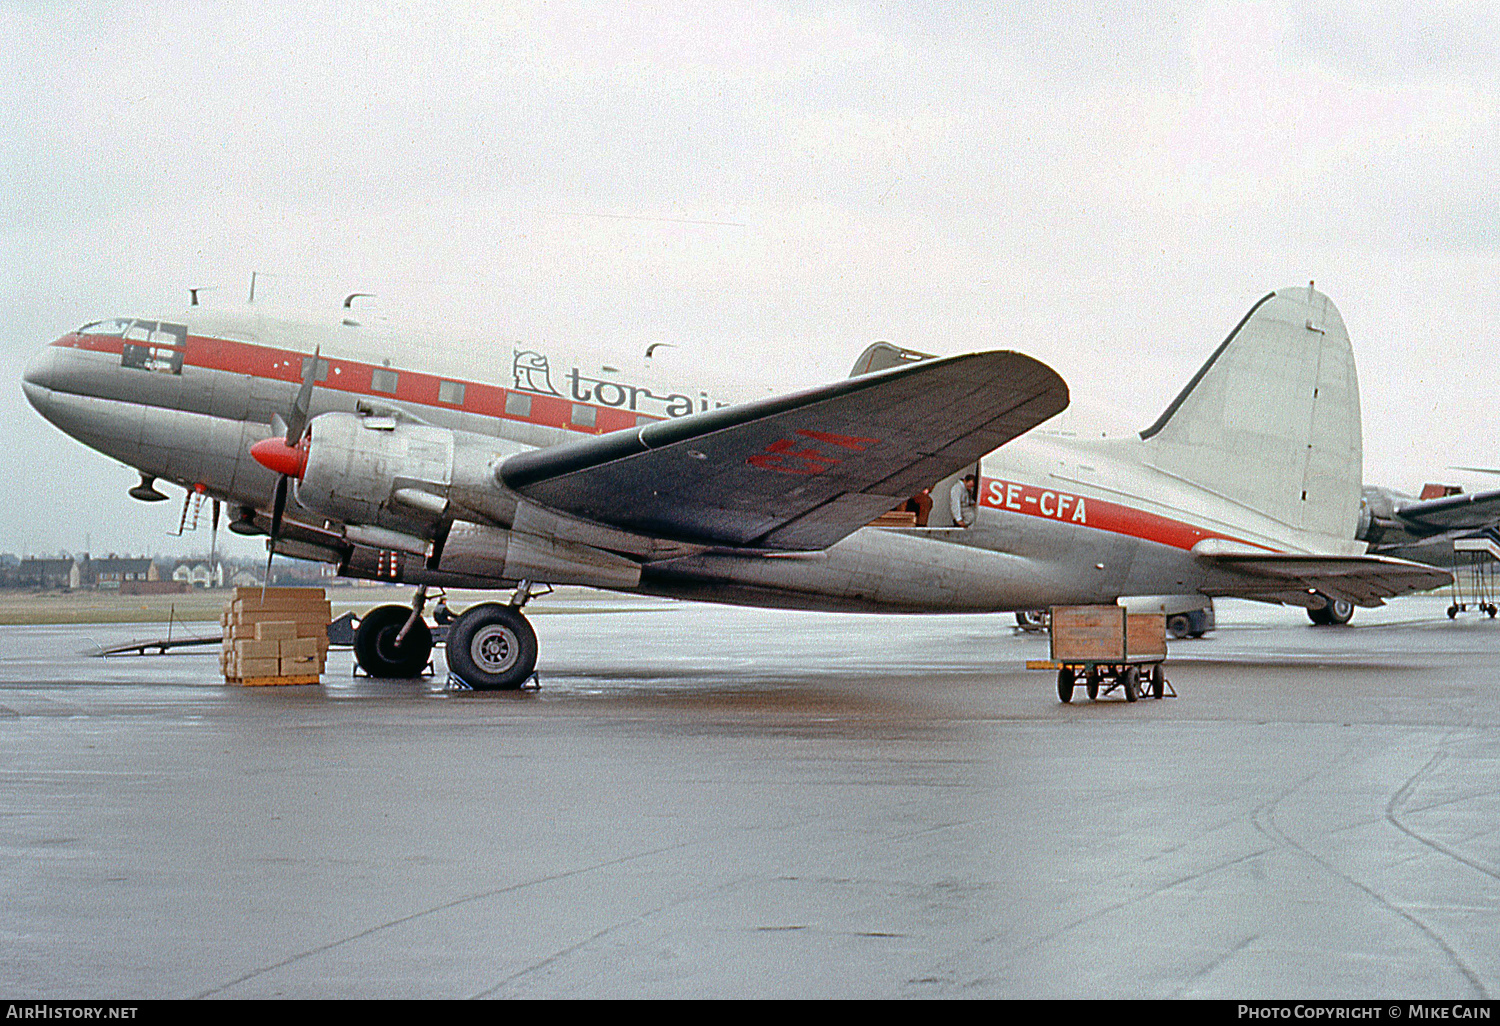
left=1198, top=552, right=1452, bottom=607
left=499, top=350, right=1068, bottom=550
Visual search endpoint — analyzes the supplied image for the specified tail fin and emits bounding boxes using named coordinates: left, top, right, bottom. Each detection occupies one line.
left=1139, top=285, right=1362, bottom=542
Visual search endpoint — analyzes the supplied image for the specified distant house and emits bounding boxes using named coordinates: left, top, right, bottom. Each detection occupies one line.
left=172, top=562, right=224, bottom=589
left=226, top=568, right=261, bottom=589
left=87, top=557, right=157, bottom=590
left=15, top=557, right=80, bottom=590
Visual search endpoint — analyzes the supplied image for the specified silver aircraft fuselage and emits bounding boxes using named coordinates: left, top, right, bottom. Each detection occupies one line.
left=21, top=300, right=1368, bottom=614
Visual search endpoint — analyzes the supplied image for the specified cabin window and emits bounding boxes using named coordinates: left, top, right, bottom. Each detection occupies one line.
left=571, top=403, right=596, bottom=428
left=300, top=357, right=331, bottom=382
left=438, top=380, right=466, bottom=405
left=370, top=367, right=399, bottom=394
left=505, top=392, right=531, bottom=418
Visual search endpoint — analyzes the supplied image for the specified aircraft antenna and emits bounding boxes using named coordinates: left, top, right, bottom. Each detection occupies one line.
left=248, top=272, right=257, bottom=304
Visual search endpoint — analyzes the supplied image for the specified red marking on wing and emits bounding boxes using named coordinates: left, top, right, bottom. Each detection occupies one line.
left=794, top=428, right=879, bottom=450
left=747, top=438, right=844, bottom=475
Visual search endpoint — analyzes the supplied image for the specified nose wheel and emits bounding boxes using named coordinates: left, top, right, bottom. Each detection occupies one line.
left=445, top=603, right=538, bottom=690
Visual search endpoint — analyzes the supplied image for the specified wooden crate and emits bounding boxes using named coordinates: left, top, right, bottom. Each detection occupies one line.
left=1049, top=605, right=1126, bottom=662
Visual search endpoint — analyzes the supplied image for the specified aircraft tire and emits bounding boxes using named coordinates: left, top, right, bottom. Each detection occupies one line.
left=447, top=603, right=537, bottom=691
left=353, top=604, right=434, bottom=678
left=1057, top=668, right=1075, bottom=704
left=1166, top=614, right=1192, bottom=639
left=1015, top=610, right=1048, bottom=633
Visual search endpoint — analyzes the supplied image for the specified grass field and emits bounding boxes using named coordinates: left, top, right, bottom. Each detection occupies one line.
left=0, top=584, right=670, bottom=625
left=0, top=585, right=416, bottom=625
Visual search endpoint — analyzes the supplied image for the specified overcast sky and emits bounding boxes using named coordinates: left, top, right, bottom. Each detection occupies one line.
left=2, top=1, right=1497, bottom=559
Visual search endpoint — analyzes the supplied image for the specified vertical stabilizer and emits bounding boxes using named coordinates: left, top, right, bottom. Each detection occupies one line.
left=1139, top=285, right=1362, bottom=542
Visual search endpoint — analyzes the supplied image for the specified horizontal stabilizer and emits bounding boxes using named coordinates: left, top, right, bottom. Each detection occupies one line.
left=500, top=350, right=1068, bottom=550
left=1197, top=550, right=1451, bottom=608
left=1396, top=488, right=1500, bottom=532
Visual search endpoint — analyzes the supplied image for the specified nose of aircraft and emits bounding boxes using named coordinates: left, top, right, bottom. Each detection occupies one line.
left=21, top=344, right=60, bottom=416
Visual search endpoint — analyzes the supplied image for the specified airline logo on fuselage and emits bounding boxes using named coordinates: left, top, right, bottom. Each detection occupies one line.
left=982, top=478, right=1088, bottom=524
left=512, top=349, right=722, bottom=418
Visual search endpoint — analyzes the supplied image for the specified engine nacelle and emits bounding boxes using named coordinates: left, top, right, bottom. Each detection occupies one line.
left=438, top=522, right=641, bottom=588
left=293, top=411, right=520, bottom=535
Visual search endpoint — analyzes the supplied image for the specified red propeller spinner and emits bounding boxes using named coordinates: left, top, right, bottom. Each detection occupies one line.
left=250, top=434, right=309, bottom=479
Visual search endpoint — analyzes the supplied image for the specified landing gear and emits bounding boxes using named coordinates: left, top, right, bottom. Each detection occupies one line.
left=446, top=603, right=538, bottom=690
left=353, top=604, right=434, bottom=678
left=1308, top=595, right=1354, bottom=625
left=1016, top=610, right=1050, bottom=633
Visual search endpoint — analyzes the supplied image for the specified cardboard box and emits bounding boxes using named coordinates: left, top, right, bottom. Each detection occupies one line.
left=231, top=598, right=333, bottom=619
left=236, top=656, right=281, bottom=678
left=232, top=639, right=280, bottom=661
left=255, top=620, right=299, bottom=642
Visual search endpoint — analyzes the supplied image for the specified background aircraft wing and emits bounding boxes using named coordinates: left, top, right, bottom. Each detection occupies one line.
left=500, top=350, right=1068, bottom=550
left=1396, top=488, right=1500, bottom=532
left=1197, top=552, right=1452, bottom=607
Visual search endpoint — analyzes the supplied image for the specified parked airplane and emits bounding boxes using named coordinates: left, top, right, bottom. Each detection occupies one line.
left=21, top=283, right=1449, bottom=688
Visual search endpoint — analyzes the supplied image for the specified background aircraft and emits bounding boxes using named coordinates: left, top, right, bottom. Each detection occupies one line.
left=22, top=284, right=1449, bottom=688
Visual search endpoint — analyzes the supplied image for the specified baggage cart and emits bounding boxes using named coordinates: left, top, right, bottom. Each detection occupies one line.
left=1047, top=605, right=1174, bottom=703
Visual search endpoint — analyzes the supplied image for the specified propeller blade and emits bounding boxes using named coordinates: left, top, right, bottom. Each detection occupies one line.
left=270, top=474, right=289, bottom=541
left=286, top=347, right=320, bottom=444
left=264, top=475, right=289, bottom=594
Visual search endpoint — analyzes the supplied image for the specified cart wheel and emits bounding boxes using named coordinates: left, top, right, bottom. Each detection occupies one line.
left=1489, top=605, right=1497, bottom=619
left=1086, top=669, right=1099, bottom=701
left=1057, top=668, right=1075, bottom=704
left=1150, top=665, right=1165, bottom=699
left=1122, top=667, right=1139, bottom=703
left=1448, top=604, right=1460, bottom=619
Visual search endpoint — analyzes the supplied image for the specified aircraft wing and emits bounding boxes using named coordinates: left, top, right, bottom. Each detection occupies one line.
left=1197, top=552, right=1452, bottom=607
left=499, top=350, right=1068, bottom=550
left=1396, top=488, right=1500, bottom=532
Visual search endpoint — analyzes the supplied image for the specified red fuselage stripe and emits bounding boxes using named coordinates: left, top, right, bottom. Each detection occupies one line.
left=57, top=332, right=659, bottom=436
left=978, top=476, right=1276, bottom=553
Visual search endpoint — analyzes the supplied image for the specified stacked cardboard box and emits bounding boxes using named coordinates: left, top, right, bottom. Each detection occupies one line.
left=221, top=587, right=332, bottom=686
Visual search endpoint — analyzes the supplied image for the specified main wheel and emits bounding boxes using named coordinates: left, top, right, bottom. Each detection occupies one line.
left=1015, top=610, right=1048, bottom=633
left=1057, top=667, right=1075, bottom=704
left=1122, top=667, right=1139, bottom=703
left=1166, top=614, right=1192, bottom=639
left=446, top=603, right=538, bottom=691
left=353, top=604, right=434, bottom=678
left=1324, top=598, right=1354, bottom=624
left=1308, top=594, right=1353, bottom=625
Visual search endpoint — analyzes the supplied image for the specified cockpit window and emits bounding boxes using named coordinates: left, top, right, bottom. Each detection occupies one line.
left=77, top=318, right=133, bottom=336
left=120, top=319, right=187, bottom=375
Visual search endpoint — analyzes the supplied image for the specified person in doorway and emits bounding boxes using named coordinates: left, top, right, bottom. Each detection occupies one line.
left=904, top=487, right=933, bottom=527
left=950, top=473, right=977, bottom=527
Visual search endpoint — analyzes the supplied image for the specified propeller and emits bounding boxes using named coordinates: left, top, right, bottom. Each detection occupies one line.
left=249, top=348, right=320, bottom=585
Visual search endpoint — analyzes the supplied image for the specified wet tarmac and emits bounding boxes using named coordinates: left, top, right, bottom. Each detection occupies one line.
left=2, top=594, right=1497, bottom=999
